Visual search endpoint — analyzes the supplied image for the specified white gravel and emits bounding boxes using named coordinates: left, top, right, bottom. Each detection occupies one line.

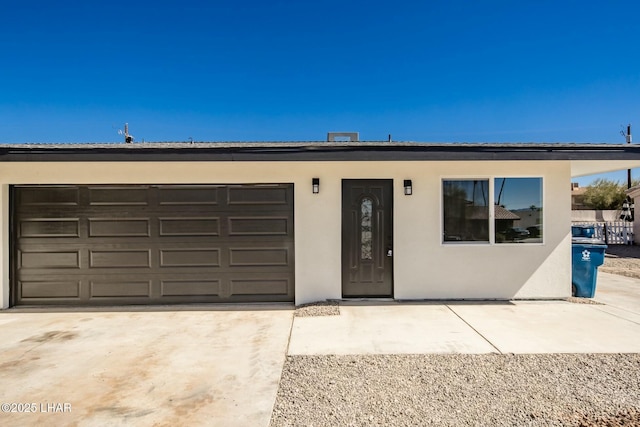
left=565, top=297, right=603, bottom=305
left=270, top=353, right=640, bottom=426
left=601, top=245, right=640, bottom=280
left=295, top=301, right=340, bottom=317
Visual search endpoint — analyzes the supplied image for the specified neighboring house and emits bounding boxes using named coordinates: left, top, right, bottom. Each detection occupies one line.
left=571, top=182, right=621, bottom=224
left=571, top=183, right=588, bottom=210
left=1, top=140, right=640, bottom=309
left=571, top=210, right=619, bottom=223
left=494, top=206, right=521, bottom=242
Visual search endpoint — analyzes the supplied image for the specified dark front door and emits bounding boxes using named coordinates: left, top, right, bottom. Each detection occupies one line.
left=342, top=180, right=393, bottom=297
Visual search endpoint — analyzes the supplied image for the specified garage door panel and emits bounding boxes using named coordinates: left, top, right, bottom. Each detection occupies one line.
left=18, top=245, right=292, bottom=270
left=88, top=187, right=150, bottom=206
left=229, top=248, right=290, bottom=266
left=161, top=279, right=221, bottom=297
left=19, top=219, right=80, bottom=238
left=17, top=279, right=291, bottom=304
left=158, top=186, right=220, bottom=205
left=20, top=250, right=81, bottom=269
left=18, top=187, right=80, bottom=206
left=88, top=219, right=151, bottom=237
left=20, top=281, right=81, bottom=299
left=227, top=186, right=289, bottom=205
left=13, top=184, right=294, bottom=306
left=228, top=217, right=290, bottom=235
left=89, top=250, right=151, bottom=268
left=90, top=280, right=152, bottom=298
left=159, top=217, right=220, bottom=236
left=160, top=249, right=221, bottom=267
left=230, top=279, right=290, bottom=296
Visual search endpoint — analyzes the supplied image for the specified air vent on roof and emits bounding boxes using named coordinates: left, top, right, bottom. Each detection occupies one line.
left=327, top=132, right=359, bottom=142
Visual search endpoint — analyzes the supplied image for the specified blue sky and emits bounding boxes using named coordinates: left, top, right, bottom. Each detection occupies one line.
left=496, top=178, right=541, bottom=210
left=1, top=1, right=639, bottom=184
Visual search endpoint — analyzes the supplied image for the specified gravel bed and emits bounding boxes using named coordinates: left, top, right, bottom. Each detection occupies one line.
left=295, top=301, right=340, bottom=317
left=602, top=245, right=640, bottom=279
left=565, top=297, right=603, bottom=305
left=270, top=354, right=640, bottom=427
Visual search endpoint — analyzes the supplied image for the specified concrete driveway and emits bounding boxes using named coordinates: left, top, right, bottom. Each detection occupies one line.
left=0, top=306, right=292, bottom=427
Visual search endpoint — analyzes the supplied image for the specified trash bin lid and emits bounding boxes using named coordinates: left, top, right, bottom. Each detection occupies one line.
left=571, top=237, right=607, bottom=247
left=571, top=225, right=596, bottom=238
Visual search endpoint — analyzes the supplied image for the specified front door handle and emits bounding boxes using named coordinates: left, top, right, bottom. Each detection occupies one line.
left=386, top=249, right=393, bottom=257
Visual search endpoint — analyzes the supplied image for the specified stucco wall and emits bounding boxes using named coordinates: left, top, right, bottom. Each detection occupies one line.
left=0, top=160, right=571, bottom=308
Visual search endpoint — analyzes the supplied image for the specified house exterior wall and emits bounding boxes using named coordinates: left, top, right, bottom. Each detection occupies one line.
left=0, top=160, right=571, bottom=308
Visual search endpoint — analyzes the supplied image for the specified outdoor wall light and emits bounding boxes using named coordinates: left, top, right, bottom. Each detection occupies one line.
left=404, top=179, right=413, bottom=195
left=312, top=178, right=320, bottom=194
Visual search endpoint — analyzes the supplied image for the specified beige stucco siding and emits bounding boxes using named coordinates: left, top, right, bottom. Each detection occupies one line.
left=0, top=160, right=571, bottom=308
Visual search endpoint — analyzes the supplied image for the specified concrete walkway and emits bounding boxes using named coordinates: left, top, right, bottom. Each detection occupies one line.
left=289, top=273, right=640, bottom=355
left=594, top=272, right=640, bottom=314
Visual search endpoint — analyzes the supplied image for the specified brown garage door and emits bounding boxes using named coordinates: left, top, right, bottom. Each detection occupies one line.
left=12, top=184, right=294, bottom=306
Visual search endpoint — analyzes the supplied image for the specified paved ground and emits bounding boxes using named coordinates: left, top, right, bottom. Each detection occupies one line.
left=595, top=271, right=640, bottom=313
left=289, top=297, right=640, bottom=355
left=289, top=304, right=499, bottom=355
left=0, top=307, right=292, bottom=427
left=0, top=273, right=638, bottom=426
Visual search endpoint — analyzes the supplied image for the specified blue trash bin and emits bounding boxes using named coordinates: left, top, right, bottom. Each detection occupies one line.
left=571, top=239, right=607, bottom=298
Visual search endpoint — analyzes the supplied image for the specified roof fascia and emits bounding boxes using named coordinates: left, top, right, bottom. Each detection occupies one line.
left=2, top=143, right=640, bottom=162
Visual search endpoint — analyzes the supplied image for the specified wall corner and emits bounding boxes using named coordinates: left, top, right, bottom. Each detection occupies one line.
left=1, top=184, right=9, bottom=309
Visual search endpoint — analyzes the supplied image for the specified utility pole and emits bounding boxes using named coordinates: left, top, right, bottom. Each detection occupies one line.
left=620, top=124, right=634, bottom=224
left=625, top=124, right=632, bottom=189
